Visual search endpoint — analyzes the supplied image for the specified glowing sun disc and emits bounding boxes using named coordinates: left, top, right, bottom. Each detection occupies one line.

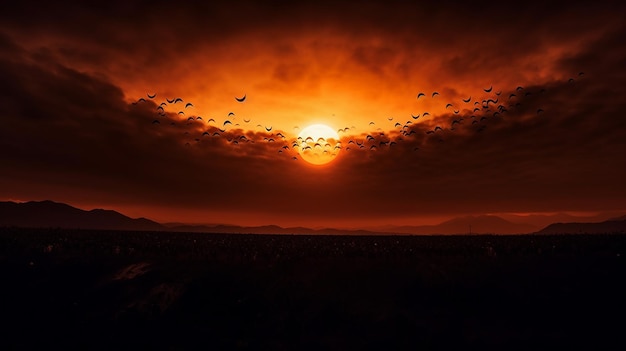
left=297, top=124, right=340, bottom=165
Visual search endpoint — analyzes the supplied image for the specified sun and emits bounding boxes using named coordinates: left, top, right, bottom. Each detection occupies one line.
left=297, top=124, right=341, bottom=165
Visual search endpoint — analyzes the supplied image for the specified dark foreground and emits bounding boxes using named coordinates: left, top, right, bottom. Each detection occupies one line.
left=1, top=228, right=625, bottom=350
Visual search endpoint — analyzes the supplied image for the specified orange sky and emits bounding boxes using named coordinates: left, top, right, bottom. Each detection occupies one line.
left=1, top=1, right=625, bottom=228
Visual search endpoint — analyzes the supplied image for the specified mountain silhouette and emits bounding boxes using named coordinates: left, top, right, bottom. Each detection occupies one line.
left=537, top=218, right=626, bottom=234
left=0, top=200, right=164, bottom=231
left=375, top=215, right=538, bottom=234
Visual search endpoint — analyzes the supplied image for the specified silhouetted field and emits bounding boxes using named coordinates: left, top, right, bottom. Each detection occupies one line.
left=1, top=227, right=625, bottom=350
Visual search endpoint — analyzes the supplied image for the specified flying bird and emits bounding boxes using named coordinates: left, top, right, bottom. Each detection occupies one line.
left=484, top=86, right=493, bottom=93
left=235, top=94, right=246, bottom=102
left=463, top=96, right=471, bottom=103
left=411, top=114, right=420, bottom=119
left=147, top=93, right=156, bottom=99
left=417, top=92, right=425, bottom=99
left=243, top=119, right=251, bottom=123
left=445, top=103, right=454, bottom=109
left=185, top=103, right=194, bottom=108
left=228, top=112, right=235, bottom=117
left=265, top=126, right=272, bottom=132
left=173, top=98, right=183, bottom=103
left=223, top=120, right=232, bottom=126
left=432, top=91, right=439, bottom=97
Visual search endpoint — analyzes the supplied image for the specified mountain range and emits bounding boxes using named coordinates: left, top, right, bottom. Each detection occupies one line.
left=1, top=200, right=625, bottom=235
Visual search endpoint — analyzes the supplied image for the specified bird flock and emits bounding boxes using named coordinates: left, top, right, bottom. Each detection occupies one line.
left=132, top=72, right=585, bottom=162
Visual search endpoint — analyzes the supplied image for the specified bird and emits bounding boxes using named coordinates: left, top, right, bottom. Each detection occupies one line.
left=484, top=86, right=493, bottom=93
left=446, top=103, right=454, bottom=109
left=417, top=92, right=425, bottom=99
left=369, top=121, right=375, bottom=125
left=388, top=117, right=394, bottom=121
left=422, top=112, right=430, bottom=117
left=185, top=103, right=194, bottom=108
left=235, top=94, right=247, bottom=102
left=173, top=98, right=183, bottom=103
left=432, top=91, right=439, bottom=97
left=516, top=86, right=524, bottom=91
left=265, top=126, right=272, bottom=132
left=411, top=113, right=420, bottom=119
left=223, top=120, right=232, bottom=126
left=208, top=118, right=216, bottom=124
left=132, top=98, right=146, bottom=105
left=166, top=98, right=175, bottom=103
left=509, top=93, right=516, bottom=99
left=463, top=96, right=471, bottom=103
left=434, top=126, right=442, bottom=131
left=147, top=93, right=156, bottom=99
left=243, top=119, right=251, bottom=123
left=228, top=112, right=235, bottom=117
left=152, top=120, right=160, bottom=124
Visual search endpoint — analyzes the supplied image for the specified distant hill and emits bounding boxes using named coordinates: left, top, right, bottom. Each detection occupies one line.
left=11, top=200, right=623, bottom=235
left=0, top=200, right=164, bottom=231
left=166, top=224, right=389, bottom=236
left=498, top=212, right=626, bottom=229
left=378, top=215, right=538, bottom=235
left=0, top=201, right=391, bottom=235
left=537, top=219, right=626, bottom=234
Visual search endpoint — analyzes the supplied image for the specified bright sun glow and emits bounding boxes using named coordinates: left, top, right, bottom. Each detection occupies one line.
left=297, top=124, right=341, bottom=165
